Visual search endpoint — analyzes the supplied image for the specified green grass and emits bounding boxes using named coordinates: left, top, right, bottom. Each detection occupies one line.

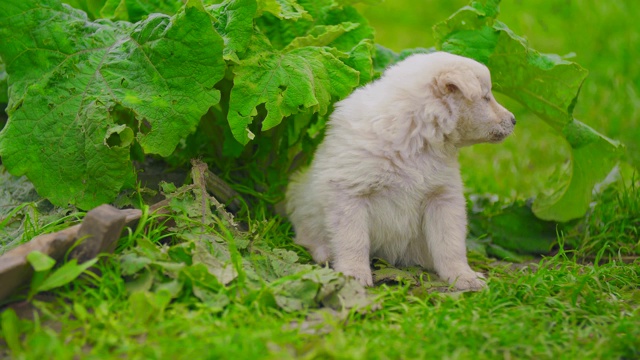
left=570, top=174, right=640, bottom=260
left=2, top=1, right=640, bottom=358
left=2, top=214, right=639, bottom=359
left=2, top=182, right=640, bottom=359
left=2, top=186, right=640, bottom=358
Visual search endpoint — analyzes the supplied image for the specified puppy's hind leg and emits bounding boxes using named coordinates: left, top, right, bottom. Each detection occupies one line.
left=326, top=196, right=373, bottom=286
left=423, top=191, right=485, bottom=291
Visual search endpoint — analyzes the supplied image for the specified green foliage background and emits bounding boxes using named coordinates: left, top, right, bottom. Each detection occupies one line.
left=0, top=0, right=637, bottom=223
left=360, top=0, right=639, bottom=196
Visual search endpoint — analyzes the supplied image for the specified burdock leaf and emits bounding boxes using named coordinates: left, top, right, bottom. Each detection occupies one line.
left=283, top=23, right=360, bottom=51
left=433, top=0, right=624, bottom=222
left=533, top=121, right=623, bottom=221
left=99, top=0, right=182, bottom=22
left=272, top=279, right=320, bottom=312
left=228, top=44, right=359, bottom=144
left=257, top=0, right=308, bottom=20
left=209, top=0, right=258, bottom=61
left=0, top=0, right=225, bottom=209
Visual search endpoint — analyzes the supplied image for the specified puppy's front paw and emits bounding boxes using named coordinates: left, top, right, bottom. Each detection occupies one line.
left=445, top=270, right=486, bottom=291
left=335, top=265, right=373, bottom=287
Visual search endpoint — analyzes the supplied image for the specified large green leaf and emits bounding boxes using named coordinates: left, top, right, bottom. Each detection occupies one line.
left=257, top=0, right=308, bottom=20
left=533, top=121, right=622, bottom=221
left=319, top=4, right=374, bottom=53
left=62, top=0, right=106, bottom=19
left=256, top=0, right=374, bottom=52
left=433, top=0, right=624, bottom=222
left=63, top=0, right=182, bottom=21
left=283, top=22, right=360, bottom=51
left=332, top=0, right=381, bottom=5
left=469, top=203, right=558, bottom=255
left=0, top=0, right=225, bottom=209
left=209, top=0, right=259, bottom=61
left=223, top=0, right=372, bottom=145
left=372, top=45, right=434, bottom=77
left=99, top=0, right=182, bottom=21
left=227, top=42, right=360, bottom=144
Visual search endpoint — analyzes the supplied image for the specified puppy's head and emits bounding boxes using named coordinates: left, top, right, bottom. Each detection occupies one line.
left=430, top=53, right=515, bottom=147
left=386, top=52, right=515, bottom=147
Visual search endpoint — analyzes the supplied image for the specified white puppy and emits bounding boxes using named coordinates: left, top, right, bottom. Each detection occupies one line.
left=285, top=52, right=515, bottom=290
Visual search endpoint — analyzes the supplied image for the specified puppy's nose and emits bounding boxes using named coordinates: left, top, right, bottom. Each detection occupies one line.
left=510, top=116, right=516, bottom=125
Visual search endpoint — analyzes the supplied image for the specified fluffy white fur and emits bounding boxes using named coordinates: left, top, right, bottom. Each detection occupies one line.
left=285, top=52, right=515, bottom=290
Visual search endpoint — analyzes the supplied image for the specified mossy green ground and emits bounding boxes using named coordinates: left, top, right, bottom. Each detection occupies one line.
left=2, top=1, right=639, bottom=359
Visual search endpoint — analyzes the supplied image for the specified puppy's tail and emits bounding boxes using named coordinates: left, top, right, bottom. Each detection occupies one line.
left=280, top=169, right=311, bottom=217
left=274, top=201, right=287, bottom=218
left=275, top=168, right=309, bottom=218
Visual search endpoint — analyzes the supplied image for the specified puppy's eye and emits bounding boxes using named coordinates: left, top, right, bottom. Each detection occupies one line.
left=483, top=95, right=491, bottom=102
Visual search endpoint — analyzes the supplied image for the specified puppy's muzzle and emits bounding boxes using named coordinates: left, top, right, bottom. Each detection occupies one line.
left=491, top=115, right=515, bottom=142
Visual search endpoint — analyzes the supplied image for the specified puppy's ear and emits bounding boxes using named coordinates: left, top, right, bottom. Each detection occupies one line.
left=434, top=68, right=482, bottom=100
